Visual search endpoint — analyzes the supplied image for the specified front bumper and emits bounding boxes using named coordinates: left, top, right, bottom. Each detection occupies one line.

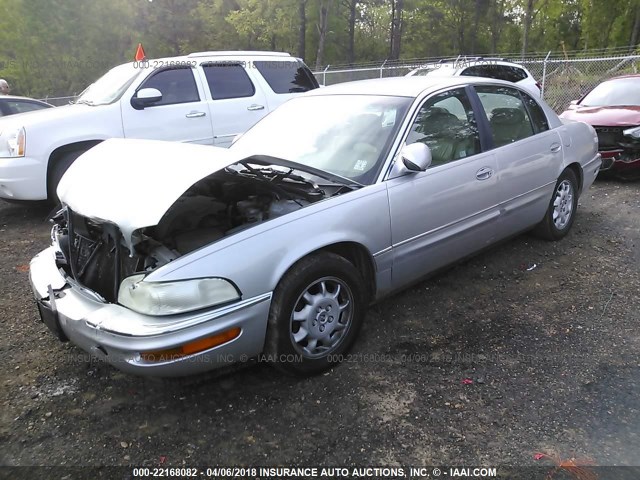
left=0, top=155, right=47, bottom=200
left=29, top=247, right=272, bottom=377
left=599, top=150, right=640, bottom=175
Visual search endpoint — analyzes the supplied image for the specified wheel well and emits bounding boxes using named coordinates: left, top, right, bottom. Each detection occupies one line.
left=566, top=162, right=583, bottom=195
left=317, top=242, right=377, bottom=302
left=47, top=140, right=103, bottom=196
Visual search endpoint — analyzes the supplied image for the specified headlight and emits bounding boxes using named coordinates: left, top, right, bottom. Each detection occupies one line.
left=118, top=274, right=241, bottom=316
left=623, top=126, right=640, bottom=140
left=0, top=127, right=26, bottom=157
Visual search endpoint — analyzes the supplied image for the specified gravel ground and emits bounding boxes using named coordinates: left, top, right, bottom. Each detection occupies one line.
left=0, top=179, right=638, bottom=473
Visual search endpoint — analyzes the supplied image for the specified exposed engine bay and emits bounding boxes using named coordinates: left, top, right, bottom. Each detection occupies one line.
left=51, top=160, right=358, bottom=302
left=595, top=126, right=640, bottom=172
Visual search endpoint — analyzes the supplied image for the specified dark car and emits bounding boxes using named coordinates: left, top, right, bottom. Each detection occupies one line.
left=0, top=95, right=53, bottom=117
left=560, top=75, right=640, bottom=178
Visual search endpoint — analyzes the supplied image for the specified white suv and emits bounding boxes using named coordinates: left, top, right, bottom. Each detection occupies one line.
left=407, top=57, right=541, bottom=98
left=0, top=51, right=318, bottom=201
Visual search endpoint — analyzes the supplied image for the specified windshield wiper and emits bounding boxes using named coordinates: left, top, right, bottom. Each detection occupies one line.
left=246, top=155, right=364, bottom=190
left=74, top=99, right=94, bottom=106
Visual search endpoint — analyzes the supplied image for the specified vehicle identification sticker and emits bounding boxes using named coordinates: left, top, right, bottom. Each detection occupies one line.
left=354, top=160, right=368, bottom=171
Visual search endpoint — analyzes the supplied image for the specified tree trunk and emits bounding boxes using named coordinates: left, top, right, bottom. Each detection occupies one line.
left=389, top=0, right=404, bottom=60
left=347, top=0, right=357, bottom=65
left=315, top=0, right=330, bottom=71
left=521, top=0, right=534, bottom=58
left=471, top=0, right=481, bottom=54
left=630, top=3, right=640, bottom=51
left=298, top=0, right=306, bottom=59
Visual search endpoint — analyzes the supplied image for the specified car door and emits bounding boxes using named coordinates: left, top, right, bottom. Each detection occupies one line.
left=121, top=66, right=214, bottom=144
left=386, top=87, right=501, bottom=289
left=473, top=84, right=561, bottom=237
left=197, top=62, right=270, bottom=148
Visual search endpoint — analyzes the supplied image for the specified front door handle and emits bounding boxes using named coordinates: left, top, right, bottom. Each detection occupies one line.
left=550, top=143, right=562, bottom=153
left=476, top=166, right=494, bottom=181
left=186, top=111, right=206, bottom=118
left=247, top=104, right=265, bottom=111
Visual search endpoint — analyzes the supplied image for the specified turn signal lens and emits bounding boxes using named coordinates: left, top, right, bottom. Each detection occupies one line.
left=139, top=327, right=241, bottom=362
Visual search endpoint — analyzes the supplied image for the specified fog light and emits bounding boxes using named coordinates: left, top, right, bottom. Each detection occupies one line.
left=140, top=328, right=241, bottom=362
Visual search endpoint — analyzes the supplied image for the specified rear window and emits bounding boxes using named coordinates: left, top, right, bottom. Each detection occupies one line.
left=462, top=64, right=528, bottom=83
left=253, top=61, right=318, bottom=94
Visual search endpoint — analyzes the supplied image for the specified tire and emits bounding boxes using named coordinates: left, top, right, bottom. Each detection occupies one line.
left=47, top=150, right=85, bottom=204
left=264, top=252, right=367, bottom=376
left=533, top=168, right=579, bottom=241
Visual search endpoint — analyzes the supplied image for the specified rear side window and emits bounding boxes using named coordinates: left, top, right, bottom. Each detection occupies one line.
left=519, top=90, right=549, bottom=133
left=202, top=63, right=255, bottom=100
left=475, top=85, right=535, bottom=147
left=139, top=67, right=200, bottom=106
left=253, top=61, right=318, bottom=94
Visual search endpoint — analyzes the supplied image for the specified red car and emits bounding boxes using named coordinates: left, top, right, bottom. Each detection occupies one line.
left=560, top=75, right=640, bottom=178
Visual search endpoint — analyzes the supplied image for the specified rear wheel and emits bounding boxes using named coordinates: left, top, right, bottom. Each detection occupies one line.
left=264, top=252, right=367, bottom=375
left=533, top=169, right=579, bottom=241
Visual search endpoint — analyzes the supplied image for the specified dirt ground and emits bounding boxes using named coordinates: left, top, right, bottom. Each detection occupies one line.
left=0, top=179, right=638, bottom=472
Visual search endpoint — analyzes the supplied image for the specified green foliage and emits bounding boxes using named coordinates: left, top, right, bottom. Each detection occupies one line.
left=0, top=0, right=637, bottom=97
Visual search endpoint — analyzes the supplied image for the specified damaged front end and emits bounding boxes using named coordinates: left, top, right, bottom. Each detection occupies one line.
left=51, top=157, right=358, bottom=305
left=595, top=125, right=640, bottom=177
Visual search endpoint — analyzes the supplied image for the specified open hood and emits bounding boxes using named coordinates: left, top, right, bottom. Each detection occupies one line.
left=57, top=138, right=237, bottom=248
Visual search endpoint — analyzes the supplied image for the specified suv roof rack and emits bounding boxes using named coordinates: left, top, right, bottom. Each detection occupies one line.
left=187, top=51, right=291, bottom=58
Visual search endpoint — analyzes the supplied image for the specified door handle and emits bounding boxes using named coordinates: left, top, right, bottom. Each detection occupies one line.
left=550, top=143, right=562, bottom=153
left=476, top=167, right=493, bottom=181
left=186, top=111, right=206, bottom=118
left=247, top=104, right=265, bottom=111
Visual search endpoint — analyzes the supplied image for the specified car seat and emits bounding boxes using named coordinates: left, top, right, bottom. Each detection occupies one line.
left=489, top=107, right=533, bottom=147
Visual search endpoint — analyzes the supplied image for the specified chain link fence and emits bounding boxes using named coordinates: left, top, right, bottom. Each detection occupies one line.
left=314, top=52, right=640, bottom=113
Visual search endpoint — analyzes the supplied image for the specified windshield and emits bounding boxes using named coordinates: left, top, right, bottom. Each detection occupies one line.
left=231, top=95, right=412, bottom=185
left=76, top=63, right=142, bottom=106
left=581, top=78, right=640, bottom=107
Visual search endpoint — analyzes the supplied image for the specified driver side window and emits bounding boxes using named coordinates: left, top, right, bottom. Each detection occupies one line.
left=406, top=88, right=481, bottom=167
left=139, top=67, right=200, bottom=106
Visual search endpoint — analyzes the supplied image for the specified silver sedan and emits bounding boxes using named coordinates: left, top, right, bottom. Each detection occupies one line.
left=30, top=76, right=602, bottom=377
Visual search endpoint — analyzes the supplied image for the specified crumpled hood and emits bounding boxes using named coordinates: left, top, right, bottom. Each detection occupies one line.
left=560, top=105, right=640, bottom=126
left=57, top=138, right=237, bottom=248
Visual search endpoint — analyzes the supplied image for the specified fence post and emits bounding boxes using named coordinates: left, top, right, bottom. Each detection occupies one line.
left=322, top=65, right=330, bottom=86
left=541, top=50, right=551, bottom=98
left=380, top=59, right=387, bottom=78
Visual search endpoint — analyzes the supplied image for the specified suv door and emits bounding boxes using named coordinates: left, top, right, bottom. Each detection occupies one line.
left=386, top=87, right=500, bottom=288
left=121, top=66, right=213, bottom=144
left=198, top=62, right=269, bottom=147
left=473, top=84, right=561, bottom=236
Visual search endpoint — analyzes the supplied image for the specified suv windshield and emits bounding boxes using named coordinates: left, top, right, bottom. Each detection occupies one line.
left=232, top=95, right=412, bottom=185
left=581, top=78, right=640, bottom=107
left=76, top=63, right=142, bottom=106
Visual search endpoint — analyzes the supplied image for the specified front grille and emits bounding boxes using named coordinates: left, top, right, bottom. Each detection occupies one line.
left=594, top=126, right=626, bottom=149
left=54, top=208, right=139, bottom=303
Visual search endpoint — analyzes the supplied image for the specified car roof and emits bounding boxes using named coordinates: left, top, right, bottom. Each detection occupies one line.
left=605, top=74, right=640, bottom=81
left=306, top=75, right=520, bottom=98
left=411, top=59, right=532, bottom=74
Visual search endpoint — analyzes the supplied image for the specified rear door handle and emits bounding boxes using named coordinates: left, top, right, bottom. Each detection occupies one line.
left=550, top=143, right=562, bottom=153
left=476, top=167, right=493, bottom=181
left=186, top=111, right=206, bottom=118
left=247, top=104, right=265, bottom=111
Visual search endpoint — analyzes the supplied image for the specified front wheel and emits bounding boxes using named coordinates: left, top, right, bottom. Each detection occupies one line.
left=264, top=252, right=367, bottom=375
left=533, top=169, right=579, bottom=241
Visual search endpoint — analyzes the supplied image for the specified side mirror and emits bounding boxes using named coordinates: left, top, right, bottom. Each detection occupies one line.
left=131, top=88, right=162, bottom=110
left=401, top=142, right=432, bottom=171
left=388, top=143, right=432, bottom=179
